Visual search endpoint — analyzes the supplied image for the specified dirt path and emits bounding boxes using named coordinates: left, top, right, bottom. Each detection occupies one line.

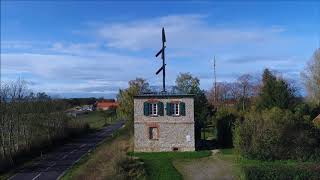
left=173, top=150, right=237, bottom=180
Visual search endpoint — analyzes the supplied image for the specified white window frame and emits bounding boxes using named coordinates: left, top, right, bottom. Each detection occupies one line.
left=151, top=103, right=158, bottom=116
left=173, top=103, right=180, bottom=116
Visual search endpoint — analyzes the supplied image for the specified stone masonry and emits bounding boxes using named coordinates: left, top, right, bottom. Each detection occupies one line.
left=134, top=94, right=195, bottom=152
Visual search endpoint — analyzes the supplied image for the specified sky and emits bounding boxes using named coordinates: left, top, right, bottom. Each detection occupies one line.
left=1, top=1, right=320, bottom=98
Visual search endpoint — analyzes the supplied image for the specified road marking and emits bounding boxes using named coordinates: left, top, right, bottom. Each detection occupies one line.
left=62, top=154, right=69, bottom=159
left=31, top=173, right=41, bottom=180
left=44, top=162, right=56, bottom=171
left=7, top=174, right=16, bottom=180
left=62, top=147, right=80, bottom=159
left=79, top=144, right=86, bottom=148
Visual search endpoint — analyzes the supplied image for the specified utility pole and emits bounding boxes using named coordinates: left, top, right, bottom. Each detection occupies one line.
left=155, top=28, right=167, bottom=92
left=214, top=56, right=217, bottom=105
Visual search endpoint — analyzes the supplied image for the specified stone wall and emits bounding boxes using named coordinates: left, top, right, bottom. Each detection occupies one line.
left=134, top=96, right=195, bottom=152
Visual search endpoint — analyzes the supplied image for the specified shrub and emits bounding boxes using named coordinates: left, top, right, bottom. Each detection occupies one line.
left=234, top=107, right=320, bottom=161
left=242, top=163, right=320, bottom=180
left=116, top=157, right=146, bottom=179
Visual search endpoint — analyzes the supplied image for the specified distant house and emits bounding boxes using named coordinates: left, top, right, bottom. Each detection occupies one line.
left=96, top=99, right=118, bottom=111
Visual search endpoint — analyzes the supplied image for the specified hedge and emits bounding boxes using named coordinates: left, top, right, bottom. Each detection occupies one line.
left=242, top=163, right=320, bottom=180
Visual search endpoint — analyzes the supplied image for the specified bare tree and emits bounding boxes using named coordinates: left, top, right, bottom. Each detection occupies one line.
left=208, top=82, right=238, bottom=107
left=237, top=74, right=253, bottom=111
left=0, top=79, right=87, bottom=171
left=301, top=48, right=320, bottom=104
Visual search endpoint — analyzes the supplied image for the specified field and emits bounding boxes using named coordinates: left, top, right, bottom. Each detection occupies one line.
left=76, top=111, right=111, bottom=130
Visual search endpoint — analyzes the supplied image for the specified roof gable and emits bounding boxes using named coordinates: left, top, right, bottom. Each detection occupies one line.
left=314, top=114, right=320, bottom=122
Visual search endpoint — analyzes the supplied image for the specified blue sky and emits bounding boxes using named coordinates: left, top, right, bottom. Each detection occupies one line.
left=1, top=1, right=320, bottom=98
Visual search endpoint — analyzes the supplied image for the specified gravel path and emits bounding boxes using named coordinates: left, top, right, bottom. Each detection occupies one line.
left=173, top=150, right=237, bottom=180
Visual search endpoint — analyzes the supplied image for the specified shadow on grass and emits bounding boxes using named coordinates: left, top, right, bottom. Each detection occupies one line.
left=196, top=139, right=218, bottom=151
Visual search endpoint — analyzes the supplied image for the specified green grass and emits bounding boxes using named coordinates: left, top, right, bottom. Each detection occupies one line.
left=76, top=111, right=110, bottom=130
left=219, top=148, right=235, bottom=155
left=131, top=151, right=211, bottom=180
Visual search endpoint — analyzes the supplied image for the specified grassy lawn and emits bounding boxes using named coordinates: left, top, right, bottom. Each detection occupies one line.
left=76, top=111, right=111, bottom=130
left=132, top=151, right=211, bottom=180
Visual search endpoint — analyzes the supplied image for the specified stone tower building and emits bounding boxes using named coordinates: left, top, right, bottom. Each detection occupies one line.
left=134, top=94, right=195, bottom=152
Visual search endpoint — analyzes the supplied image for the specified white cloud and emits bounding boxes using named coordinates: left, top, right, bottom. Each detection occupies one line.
left=98, top=14, right=286, bottom=52
left=1, top=52, right=157, bottom=94
left=50, top=42, right=100, bottom=55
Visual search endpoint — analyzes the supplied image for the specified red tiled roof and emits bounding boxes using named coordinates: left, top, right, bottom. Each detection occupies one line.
left=96, top=102, right=118, bottom=109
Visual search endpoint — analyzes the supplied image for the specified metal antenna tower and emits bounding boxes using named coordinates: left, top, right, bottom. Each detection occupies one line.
left=214, top=56, right=217, bottom=104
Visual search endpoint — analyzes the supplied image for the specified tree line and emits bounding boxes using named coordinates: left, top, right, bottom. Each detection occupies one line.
left=0, top=79, right=89, bottom=172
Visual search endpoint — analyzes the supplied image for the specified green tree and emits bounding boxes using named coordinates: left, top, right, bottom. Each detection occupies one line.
left=257, top=68, right=296, bottom=110
left=175, top=72, right=200, bottom=94
left=302, top=48, right=320, bottom=105
left=117, top=78, right=149, bottom=131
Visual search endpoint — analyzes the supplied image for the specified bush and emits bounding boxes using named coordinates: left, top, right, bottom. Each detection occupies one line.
left=116, top=157, right=146, bottom=179
left=234, top=107, right=320, bottom=161
left=242, top=163, right=320, bottom=180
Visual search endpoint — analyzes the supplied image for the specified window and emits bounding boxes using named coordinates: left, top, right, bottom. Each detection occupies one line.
left=166, top=102, right=185, bottom=116
left=150, top=103, right=158, bottom=116
left=144, top=101, right=164, bottom=116
left=149, top=127, right=158, bottom=140
left=172, top=103, right=179, bottom=116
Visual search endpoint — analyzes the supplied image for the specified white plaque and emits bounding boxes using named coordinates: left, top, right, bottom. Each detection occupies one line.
left=186, top=135, right=191, bottom=142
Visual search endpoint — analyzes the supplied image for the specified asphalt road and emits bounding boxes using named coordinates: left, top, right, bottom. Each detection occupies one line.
left=9, top=121, right=125, bottom=180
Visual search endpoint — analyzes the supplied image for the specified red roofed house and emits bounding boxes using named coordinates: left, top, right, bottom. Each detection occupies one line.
left=96, top=99, right=118, bottom=111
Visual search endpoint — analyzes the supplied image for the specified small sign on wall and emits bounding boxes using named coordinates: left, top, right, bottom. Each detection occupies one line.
left=186, top=135, right=191, bottom=142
